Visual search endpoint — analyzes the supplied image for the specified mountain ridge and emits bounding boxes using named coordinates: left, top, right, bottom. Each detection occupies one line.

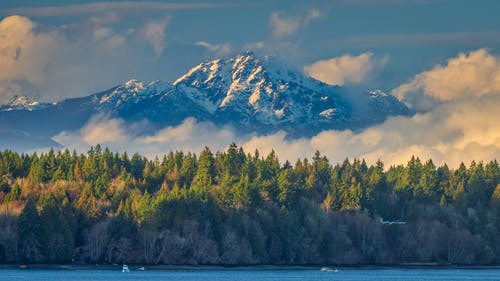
left=0, top=51, right=411, bottom=151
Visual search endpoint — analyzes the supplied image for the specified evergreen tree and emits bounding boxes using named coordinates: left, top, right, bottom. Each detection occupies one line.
left=17, top=199, right=43, bottom=262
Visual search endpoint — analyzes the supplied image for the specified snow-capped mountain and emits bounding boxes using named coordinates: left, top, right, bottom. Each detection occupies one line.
left=0, top=95, right=51, bottom=112
left=0, top=51, right=411, bottom=150
left=173, top=51, right=350, bottom=130
left=368, top=90, right=410, bottom=116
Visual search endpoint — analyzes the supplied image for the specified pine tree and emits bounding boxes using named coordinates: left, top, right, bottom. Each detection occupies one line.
left=17, top=199, right=43, bottom=262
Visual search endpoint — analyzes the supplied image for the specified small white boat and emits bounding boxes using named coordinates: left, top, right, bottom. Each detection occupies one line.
left=137, top=267, right=145, bottom=271
left=320, top=267, right=339, bottom=272
left=122, top=264, right=130, bottom=273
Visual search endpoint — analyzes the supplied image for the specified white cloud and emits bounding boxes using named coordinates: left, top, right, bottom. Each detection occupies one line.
left=80, top=114, right=130, bottom=144
left=0, top=15, right=57, bottom=100
left=138, top=118, right=235, bottom=154
left=53, top=115, right=130, bottom=149
left=0, top=15, right=173, bottom=104
left=269, top=8, right=321, bottom=38
left=143, top=19, right=169, bottom=56
left=54, top=117, right=236, bottom=159
left=195, top=41, right=232, bottom=56
left=93, top=27, right=113, bottom=40
left=304, top=52, right=388, bottom=86
left=393, top=49, right=500, bottom=110
left=270, top=13, right=300, bottom=38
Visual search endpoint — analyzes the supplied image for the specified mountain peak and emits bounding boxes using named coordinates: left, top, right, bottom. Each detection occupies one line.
left=170, top=52, right=351, bottom=127
left=173, top=51, right=263, bottom=87
left=124, top=79, right=144, bottom=89
left=233, top=50, right=259, bottom=64
left=240, top=49, right=256, bottom=57
left=369, top=89, right=388, bottom=98
left=8, top=95, right=39, bottom=106
left=97, top=79, right=148, bottom=108
left=368, top=89, right=411, bottom=116
left=0, top=95, right=50, bottom=111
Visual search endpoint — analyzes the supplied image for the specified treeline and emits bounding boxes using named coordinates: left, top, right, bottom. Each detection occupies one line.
left=0, top=144, right=499, bottom=265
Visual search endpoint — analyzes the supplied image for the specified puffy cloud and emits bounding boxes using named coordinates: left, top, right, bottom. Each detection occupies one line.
left=53, top=115, right=131, bottom=150
left=269, top=13, right=300, bottom=38
left=195, top=41, right=232, bottom=56
left=0, top=15, right=173, bottom=104
left=54, top=117, right=236, bottom=158
left=139, top=118, right=235, bottom=154
left=93, top=27, right=113, bottom=40
left=143, top=19, right=169, bottom=56
left=393, top=49, right=500, bottom=109
left=269, top=8, right=321, bottom=38
left=80, top=115, right=130, bottom=144
left=0, top=15, right=57, bottom=101
left=304, top=52, right=388, bottom=86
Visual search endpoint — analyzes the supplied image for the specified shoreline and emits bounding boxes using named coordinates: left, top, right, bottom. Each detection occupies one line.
left=1, top=264, right=500, bottom=270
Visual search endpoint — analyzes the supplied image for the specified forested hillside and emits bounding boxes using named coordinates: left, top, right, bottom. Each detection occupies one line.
left=0, top=144, right=499, bottom=265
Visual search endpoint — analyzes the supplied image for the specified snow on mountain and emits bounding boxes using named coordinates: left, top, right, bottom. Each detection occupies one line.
left=95, top=79, right=177, bottom=111
left=368, top=89, right=410, bottom=116
left=173, top=51, right=351, bottom=128
left=98, top=79, right=146, bottom=107
left=0, top=95, right=51, bottom=112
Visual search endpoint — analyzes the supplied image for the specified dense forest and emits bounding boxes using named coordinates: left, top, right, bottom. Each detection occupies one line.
left=0, top=144, right=499, bottom=265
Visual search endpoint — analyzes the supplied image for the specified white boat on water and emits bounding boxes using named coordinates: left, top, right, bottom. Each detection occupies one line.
left=320, top=267, right=339, bottom=272
left=137, top=267, right=145, bottom=271
left=122, top=264, right=130, bottom=273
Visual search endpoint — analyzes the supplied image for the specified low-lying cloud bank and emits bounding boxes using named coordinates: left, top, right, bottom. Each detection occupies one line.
left=53, top=49, right=500, bottom=168
left=53, top=117, right=237, bottom=159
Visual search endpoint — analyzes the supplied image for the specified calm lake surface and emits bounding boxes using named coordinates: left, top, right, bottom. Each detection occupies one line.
left=0, top=269, right=499, bottom=281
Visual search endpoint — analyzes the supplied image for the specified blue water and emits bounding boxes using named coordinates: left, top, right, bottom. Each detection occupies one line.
left=0, top=269, right=499, bottom=281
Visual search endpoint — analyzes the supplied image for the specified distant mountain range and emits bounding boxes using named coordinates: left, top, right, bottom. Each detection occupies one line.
left=0, top=51, right=410, bottom=151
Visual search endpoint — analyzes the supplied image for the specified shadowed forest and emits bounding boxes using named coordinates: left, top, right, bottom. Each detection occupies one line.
left=0, top=144, right=499, bottom=265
